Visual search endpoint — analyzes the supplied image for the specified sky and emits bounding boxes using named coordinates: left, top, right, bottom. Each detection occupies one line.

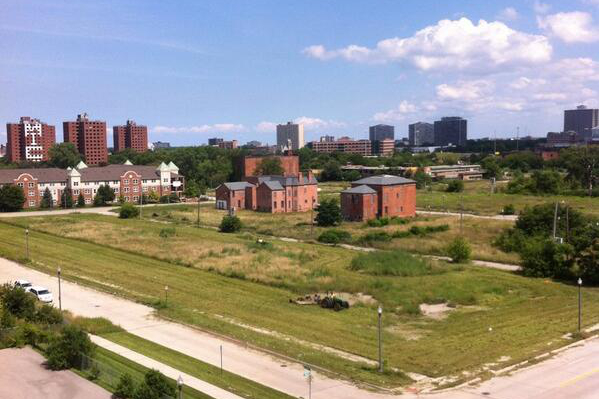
left=2, top=0, right=599, bottom=147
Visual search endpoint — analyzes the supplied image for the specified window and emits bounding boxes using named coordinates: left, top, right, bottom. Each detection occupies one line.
left=133, top=187, right=139, bottom=193
left=163, top=178, right=168, bottom=183
left=17, top=183, right=24, bottom=188
left=29, top=201, right=36, bottom=207
left=114, top=188, right=119, bottom=193
left=84, top=189, right=91, bottom=194
left=85, top=198, right=91, bottom=204
left=124, top=179, right=129, bottom=184
left=73, top=182, right=79, bottom=187
left=74, top=190, right=79, bottom=195
left=125, top=196, right=130, bottom=202
left=238, top=200, right=241, bottom=207
left=133, top=196, right=139, bottom=201
left=124, top=187, right=130, bottom=193
left=28, top=190, right=35, bottom=197
left=142, top=187, right=148, bottom=192
left=133, top=179, right=138, bottom=184
left=28, top=182, right=34, bottom=188
left=281, top=200, right=284, bottom=208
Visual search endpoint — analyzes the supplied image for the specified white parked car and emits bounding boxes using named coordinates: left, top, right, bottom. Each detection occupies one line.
left=14, top=279, right=33, bottom=292
left=28, top=286, right=53, bottom=303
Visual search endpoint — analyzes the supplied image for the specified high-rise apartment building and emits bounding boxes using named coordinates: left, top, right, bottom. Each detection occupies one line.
left=113, top=120, right=148, bottom=153
left=152, top=141, right=171, bottom=149
left=409, top=122, right=434, bottom=146
left=6, top=117, right=56, bottom=163
left=369, top=124, right=395, bottom=142
left=63, top=113, right=108, bottom=165
left=308, top=137, right=372, bottom=156
left=433, top=117, right=468, bottom=147
left=208, top=138, right=224, bottom=146
left=564, top=105, right=599, bottom=141
left=276, top=122, right=304, bottom=151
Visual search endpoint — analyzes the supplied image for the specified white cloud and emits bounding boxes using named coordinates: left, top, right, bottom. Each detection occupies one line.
left=151, top=124, right=245, bottom=134
left=509, top=77, right=548, bottom=89
left=436, top=80, right=494, bottom=101
left=293, top=117, right=346, bottom=130
left=538, top=11, right=599, bottom=43
left=304, top=18, right=552, bottom=71
left=255, top=121, right=277, bottom=133
left=498, top=7, right=519, bottom=21
left=534, top=1, right=552, bottom=14
left=373, top=101, right=420, bottom=123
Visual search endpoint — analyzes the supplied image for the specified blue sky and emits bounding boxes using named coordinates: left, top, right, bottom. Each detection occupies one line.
left=2, top=0, right=599, bottom=146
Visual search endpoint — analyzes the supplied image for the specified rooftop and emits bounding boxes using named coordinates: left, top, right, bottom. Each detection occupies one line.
left=354, top=174, right=415, bottom=186
left=342, top=185, right=377, bottom=194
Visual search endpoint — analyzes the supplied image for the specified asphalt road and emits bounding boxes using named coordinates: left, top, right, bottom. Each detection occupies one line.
left=3, top=257, right=599, bottom=398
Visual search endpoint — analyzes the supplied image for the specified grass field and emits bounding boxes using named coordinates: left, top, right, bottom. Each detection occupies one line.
left=2, top=215, right=599, bottom=389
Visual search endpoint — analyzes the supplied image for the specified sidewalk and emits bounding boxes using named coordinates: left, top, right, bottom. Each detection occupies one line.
left=90, top=335, right=243, bottom=399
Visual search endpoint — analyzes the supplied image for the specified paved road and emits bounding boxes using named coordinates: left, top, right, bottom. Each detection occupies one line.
left=417, top=210, right=518, bottom=221
left=3, top=257, right=598, bottom=398
left=0, top=347, right=111, bottom=399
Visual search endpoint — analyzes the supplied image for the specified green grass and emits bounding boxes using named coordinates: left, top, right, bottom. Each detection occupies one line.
left=2, top=216, right=599, bottom=388
left=349, top=250, right=446, bottom=276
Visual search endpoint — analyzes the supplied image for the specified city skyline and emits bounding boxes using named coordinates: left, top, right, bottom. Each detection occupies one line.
left=3, top=0, right=599, bottom=146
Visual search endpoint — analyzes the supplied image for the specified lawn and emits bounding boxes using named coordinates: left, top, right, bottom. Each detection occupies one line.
left=1, top=216, right=599, bottom=389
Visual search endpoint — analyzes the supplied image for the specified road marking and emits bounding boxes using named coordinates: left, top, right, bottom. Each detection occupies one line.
left=560, top=368, right=599, bottom=388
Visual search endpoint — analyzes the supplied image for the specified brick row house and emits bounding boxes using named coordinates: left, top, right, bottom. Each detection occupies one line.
left=341, top=175, right=416, bottom=221
left=215, top=172, right=318, bottom=213
left=0, top=161, right=184, bottom=209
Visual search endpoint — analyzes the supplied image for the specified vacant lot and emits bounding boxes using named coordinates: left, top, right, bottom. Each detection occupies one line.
left=2, top=215, right=599, bottom=388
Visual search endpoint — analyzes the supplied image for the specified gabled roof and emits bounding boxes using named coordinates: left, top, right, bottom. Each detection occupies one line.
left=223, top=181, right=255, bottom=191
left=157, top=162, right=170, bottom=172
left=167, top=161, right=179, bottom=172
left=342, top=185, right=377, bottom=194
left=353, top=174, right=415, bottom=186
left=260, top=180, right=284, bottom=190
left=123, top=159, right=133, bottom=165
left=79, top=165, right=165, bottom=181
left=0, top=168, right=67, bottom=184
left=257, top=174, right=318, bottom=187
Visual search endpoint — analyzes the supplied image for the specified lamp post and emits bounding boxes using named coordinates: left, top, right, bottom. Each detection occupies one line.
left=25, top=229, right=29, bottom=260
left=57, top=267, right=62, bottom=312
left=378, top=306, right=383, bottom=373
left=139, top=193, right=142, bottom=220
left=310, top=199, right=317, bottom=236
left=578, top=278, right=583, bottom=333
left=196, top=193, right=201, bottom=227
left=177, top=375, right=183, bottom=399
left=164, top=285, right=169, bottom=306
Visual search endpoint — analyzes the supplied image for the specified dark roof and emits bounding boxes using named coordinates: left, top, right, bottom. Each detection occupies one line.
left=0, top=168, right=66, bottom=184
left=79, top=165, right=163, bottom=181
left=353, top=175, right=415, bottom=186
left=342, top=185, right=377, bottom=194
left=223, top=181, right=255, bottom=190
left=259, top=175, right=318, bottom=187
left=261, top=180, right=284, bottom=190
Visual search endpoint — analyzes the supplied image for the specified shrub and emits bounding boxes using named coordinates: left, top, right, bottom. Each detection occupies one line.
left=315, top=198, right=342, bottom=227
left=317, top=229, right=352, bottom=244
left=0, top=184, right=26, bottom=212
left=366, top=218, right=389, bottom=228
left=119, top=203, right=139, bottom=219
left=40, top=187, right=54, bottom=209
left=159, top=227, right=176, bottom=239
left=349, top=250, right=436, bottom=276
left=34, top=304, right=63, bottom=325
left=0, top=284, right=35, bottom=320
left=446, top=180, right=464, bottom=193
left=133, top=369, right=176, bottom=399
left=359, top=231, right=392, bottom=244
left=501, top=204, right=516, bottom=215
left=114, top=373, right=137, bottom=399
left=46, top=325, right=94, bottom=370
left=520, top=237, right=573, bottom=279
left=219, top=215, right=242, bottom=233
left=76, top=193, right=86, bottom=208
left=446, top=237, right=471, bottom=263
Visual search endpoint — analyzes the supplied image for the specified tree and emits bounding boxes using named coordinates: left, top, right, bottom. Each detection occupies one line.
left=256, top=157, right=284, bottom=176
left=520, top=238, right=573, bottom=279
left=577, top=239, right=599, bottom=285
left=48, top=143, right=82, bottom=169
left=142, top=369, right=176, bottom=398
left=446, top=237, right=471, bottom=263
left=0, top=284, right=35, bottom=320
left=219, top=215, right=242, bottom=233
left=40, top=187, right=53, bottom=209
left=559, top=145, right=599, bottom=196
left=76, top=193, right=86, bottom=208
left=480, top=156, right=501, bottom=179
left=412, top=169, right=432, bottom=189
left=46, top=325, right=94, bottom=370
left=446, top=180, right=464, bottom=193
left=320, top=161, right=343, bottom=181
left=315, top=198, right=342, bottom=227
left=119, top=203, right=139, bottom=219
left=0, top=184, right=26, bottom=212
left=114, top=373, right=137, bottom=399
left=93, top=185, right=115, bottom=206
left=183, top=180, right=199, bottom=198
left=147, top=190, right=160, bottom=203
left=60, top=188, right=74, bottom=208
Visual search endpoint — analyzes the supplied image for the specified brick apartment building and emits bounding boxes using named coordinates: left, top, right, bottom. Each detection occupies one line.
left=308, top=137, right=372, bottom=156
left=238, top=155, right=300, bottom=178
left=113, top=120, right=148, bottom=153
left=215, top=171, right=318, bottom=213
left=0, top=161, right=183, bottom=209
left=341, top=175, right=416, bottom=221
left=63, top=113, right=108, bottom=165
left=6, top=117, right=56, bottom=163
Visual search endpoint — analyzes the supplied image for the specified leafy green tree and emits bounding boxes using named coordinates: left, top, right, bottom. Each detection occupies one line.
left=147, top=190, right=160, bottom=203
left=342, top=170, right=361, bottom=182
left=119, top=203, right=139, bottom=219
left=446, top=237, right=471, bottom=263
left=412, top=169, right=432, bottom=189
left=558, top=145, right=599, bottom=196
left=183, top=180, right=199, bottom=198
left=60, top=188, right=74, bottom=208
left=46, top=325, right=94, bottom=370
left=142, top=369, right=176, bottom=398
left=93, top=185, right=115, bottom=206
left=520, top=238, right=573, bottom=279
left=480, top=156, right=501, bottom=179
left=34, top=304, right=63, bottom=325
left=114, top=373, right=137, bottom=399
left=320, top=161, right=343, bottom=181
left=219, top=215, right=242, bottom=232
left=0, top=184, right=26, bottom=212
left=256, top=157, right=284, bottom=176
left=315, top=198, right=342, bottom=227
left=48, top=143, right=82, bottom=169
left=446, top=180, right=464, bottom=193
left=76, top=193, right=86, bottom=208
left=0, top=284, right=35, bottom=320
left=577, top=239, right=599, bottom=285
left=499, top=151, right=543, bottom=172
left=40, top=187, right=53, bottom=208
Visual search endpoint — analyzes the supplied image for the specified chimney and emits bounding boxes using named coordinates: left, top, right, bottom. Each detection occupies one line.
left=297, top=171, right=303, bottom=183
left=307, top=170, right=313, bottom=181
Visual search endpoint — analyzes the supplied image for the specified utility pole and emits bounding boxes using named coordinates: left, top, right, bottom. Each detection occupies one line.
left=578, top=278, right=583, bottom=332
left=552, top=202, right=559, bottom=239
left=57, top=267, right=62, bottom=312
left=378, top=306, right=383, bottom=373
left=460, top=194, right=464, bottom=235
left=139, top=193, right=143, bottom=220
left=196, top=195, right=201, bottom=227
left=25, top=229, right=29, bottom=260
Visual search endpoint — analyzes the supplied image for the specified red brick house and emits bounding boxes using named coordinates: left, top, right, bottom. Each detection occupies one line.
left=215, top=182, right=256, bottom=210
left=341, top=175, right=416, bottom=221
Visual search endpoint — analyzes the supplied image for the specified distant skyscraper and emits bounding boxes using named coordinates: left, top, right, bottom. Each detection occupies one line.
left=208, top=138, right=224, bottom=146
left=408, top=122, right=434, bottom=146
left=369, top=124, right=395, bottom=142
left=6, top=117, right=56, bottom=163
left=152, top=141, right=171, bottom=149
left=433, top=117, right=468, bottom=146
left=63, top=113, right=108, bottom=165
left=276, top=122, right=305, bottom=151
left=113, top=120, right=148, bottom=153
left=564, top=105, right=599, bottom=141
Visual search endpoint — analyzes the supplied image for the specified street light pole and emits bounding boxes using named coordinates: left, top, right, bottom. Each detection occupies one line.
left=552, top=202, right=559, bottom=239
left=139, top=193, right=142, bottom=220
left=378, top=306, right=383, bottom=373
left=165, top=285, right=169, bottom=306
left=578, top=278, right=582, bottom=333
left=57, top=267, right=62, bottom=312
left=177, top=375, right=183, bottom=399
left=197, top=195, right=200, bottom=227
left=25, top=229, right=29, bottom=260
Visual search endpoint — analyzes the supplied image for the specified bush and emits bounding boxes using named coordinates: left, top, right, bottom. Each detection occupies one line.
left=40, top=187, right=53, bottom=209
left=0, top=184, right=26, bottom=212
left=359, top=231, right=392, bottom=244
left=520, top=237, right=573, bottom=279
left=446, top=237, right=471, bottom=263
left=46, top=325, right=94, bottom=370
left=315, top=198, right=342, bottom=227
left=366, top=218, right=389, bottom=228
left=502, top=204, right=516, bottom=215
left=219, top=215, right=242, bottom=233
left=76, top=193, right=86, bottom=208
left=0, top=284, right=35, bottom=320
left=159, top=227, right=176, bottom=238
left=317, top=229, right=352, bottom=244
left=119, top=203, right=139, bottom=219
left=446, top=180, right=464, bottom=193
left=114, top=373, right=137, bottom=399
left=349, top=250, right=437, bottom=276
left=34, top=304, right=63, bottom=325
left=133, top=369, right=176, bottom=399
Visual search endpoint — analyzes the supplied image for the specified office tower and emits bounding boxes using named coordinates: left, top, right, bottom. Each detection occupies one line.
left=408, top=122, right=434, bottom=146
left=276, top=122, right=305, bottom=151
left=369, top=124, right=395, bottom=142
left=208, top=138, right=224, bottom=146
left=433, top=117, right=468, bottom=146
left=63, top=113, right=108, bottom=165
left=6, top=117, right=56, bottom=163
left=152, top=141, right=171, bottom=149
left=113, top=120, right=148, bottom=153
left=564, top=105, right=599, bottom=141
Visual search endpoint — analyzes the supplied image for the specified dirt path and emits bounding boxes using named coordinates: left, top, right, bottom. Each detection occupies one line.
left=417, top=210, right=518, bottom=221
